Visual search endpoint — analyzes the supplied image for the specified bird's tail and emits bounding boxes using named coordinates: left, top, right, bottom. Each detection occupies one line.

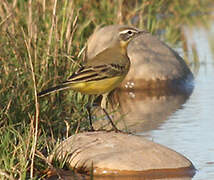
left=37, top=84, right=70, bottom=97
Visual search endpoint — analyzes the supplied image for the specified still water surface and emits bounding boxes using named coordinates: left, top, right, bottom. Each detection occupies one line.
left=139, top=25, right=214, bottom=180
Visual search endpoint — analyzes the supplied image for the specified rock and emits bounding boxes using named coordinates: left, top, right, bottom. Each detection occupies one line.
left=86, top=25, right=194, bottom=90
left=46, top=168, right=86, bottom=180
left=49, top=131, right=195, bottom=179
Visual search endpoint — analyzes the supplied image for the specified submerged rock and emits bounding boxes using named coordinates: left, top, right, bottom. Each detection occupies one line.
left=49, top=131, right=195, bottom=179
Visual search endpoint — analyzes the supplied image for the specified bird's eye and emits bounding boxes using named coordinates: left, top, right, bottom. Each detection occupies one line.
left=127, top=30, right=133, bottom=35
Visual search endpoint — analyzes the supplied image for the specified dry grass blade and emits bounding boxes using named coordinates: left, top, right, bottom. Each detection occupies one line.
left=0, top=13, right=12, bottom=27
left=22, top=15, right=40, bottom=177
left=46, top=0, right=58, bottom=65
left=0, top=169, right=15, bottom=180
left=25, top=38, right=40, bottom=178
left=67, top=10, right=79, bottom=54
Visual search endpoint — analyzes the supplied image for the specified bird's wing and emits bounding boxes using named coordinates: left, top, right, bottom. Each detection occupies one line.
left=63, top=64, right=126, bottom=84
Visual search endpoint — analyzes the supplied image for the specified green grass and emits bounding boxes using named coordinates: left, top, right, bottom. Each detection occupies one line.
left=0, top=0, right=212, bottom=179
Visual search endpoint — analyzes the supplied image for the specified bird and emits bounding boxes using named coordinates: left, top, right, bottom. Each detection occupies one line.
left=38, top=26, right=142, bottom=131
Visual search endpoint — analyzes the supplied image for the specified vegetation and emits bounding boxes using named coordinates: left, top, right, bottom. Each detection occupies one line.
left=0, top=0, right=213, bottom=179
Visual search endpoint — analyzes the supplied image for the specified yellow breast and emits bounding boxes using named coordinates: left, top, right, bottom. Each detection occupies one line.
left=70, top=75, right=125, bottom=95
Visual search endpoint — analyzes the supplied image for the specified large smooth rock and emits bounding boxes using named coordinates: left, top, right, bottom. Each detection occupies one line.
left=86, top=25, right=194, bottom=90
left=49, top=131, right=195, bottom=178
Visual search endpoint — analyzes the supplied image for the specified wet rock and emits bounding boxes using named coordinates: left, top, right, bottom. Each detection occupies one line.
left=46, top=168, right=86, bottom=180
left=86, top=25, right=194, bottom=90
left=49, top=131, right=195, bottom=178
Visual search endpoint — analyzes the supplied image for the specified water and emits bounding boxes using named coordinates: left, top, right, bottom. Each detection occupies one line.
left=139, top=25, right=214, bottom=180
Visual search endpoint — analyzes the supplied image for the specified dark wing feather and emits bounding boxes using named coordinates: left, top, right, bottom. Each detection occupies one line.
left=63, top=64, right=126, bottom=84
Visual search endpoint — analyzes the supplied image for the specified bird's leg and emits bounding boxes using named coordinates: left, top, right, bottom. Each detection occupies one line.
left=86, top=106, right=95, bottom=131
left=87, top=96, right=95, bottom=131
left=101, top=93, right=120, bottom=132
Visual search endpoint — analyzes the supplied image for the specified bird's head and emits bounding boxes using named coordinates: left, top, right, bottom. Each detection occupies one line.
left=118, top=27, right=142, bottom=49
left=86, top=25, right=146, bottom=59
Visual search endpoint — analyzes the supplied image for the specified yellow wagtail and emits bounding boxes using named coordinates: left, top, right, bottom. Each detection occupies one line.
left=38, top=26, right=142, bottom=131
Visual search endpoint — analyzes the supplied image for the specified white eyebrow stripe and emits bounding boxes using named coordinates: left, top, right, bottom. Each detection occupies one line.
left=119, top=29, right=138, bottom=34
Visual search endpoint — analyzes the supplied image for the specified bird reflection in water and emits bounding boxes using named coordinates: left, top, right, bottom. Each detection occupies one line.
left=93, top=81, right=194, bottom=133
